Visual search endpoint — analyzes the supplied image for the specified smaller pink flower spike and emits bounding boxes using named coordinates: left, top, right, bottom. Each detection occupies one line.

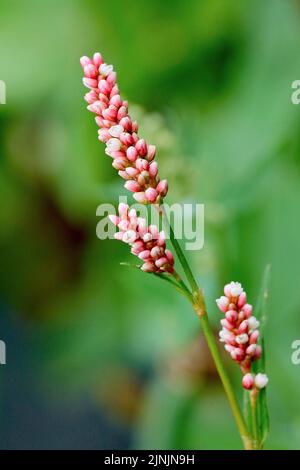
left=216, top=281, right=268, bottom=391
left=110, top=204, right=174, bottom=274
left=80, top=52, right=168, bottom=204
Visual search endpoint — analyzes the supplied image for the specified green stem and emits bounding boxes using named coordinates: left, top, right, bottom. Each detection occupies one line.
left=250, top=390, right=259, bottom=449
left=158, top=204, right=254, bottom=449
left=159, top=205, right=199, bottom=296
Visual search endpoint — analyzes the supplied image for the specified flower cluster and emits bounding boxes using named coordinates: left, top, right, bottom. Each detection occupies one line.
left=109, top=203, right=174, bottom=274
left=216, top=282, right=268, bottom=390
left=80, top=53, right=168, bottom=204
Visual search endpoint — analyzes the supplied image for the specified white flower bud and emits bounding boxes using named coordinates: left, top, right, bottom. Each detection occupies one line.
left=255, top=373, right=268, bottom=389
left=99, top=63, right=113, bottom=77
left=109, top=125, right=124, bottom=138
left=236, top=333, right=249, bottom=345
left=248, top=316, right=260, bottom=332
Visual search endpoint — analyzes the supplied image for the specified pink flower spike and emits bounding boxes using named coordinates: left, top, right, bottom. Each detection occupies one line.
left=217, top=281, right=268, bottom=391
left=81, top=52, right=168, bottom=204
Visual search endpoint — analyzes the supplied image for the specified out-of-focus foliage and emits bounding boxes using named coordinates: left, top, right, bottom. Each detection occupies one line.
left=1, top=0, right=300, bottom=449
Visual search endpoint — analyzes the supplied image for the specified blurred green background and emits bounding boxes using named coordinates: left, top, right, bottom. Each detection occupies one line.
left=1, top=0, right=300, bottom=450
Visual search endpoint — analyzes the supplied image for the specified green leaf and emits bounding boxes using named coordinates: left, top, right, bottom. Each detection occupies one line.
left=254, top=265, right=271, bottom=448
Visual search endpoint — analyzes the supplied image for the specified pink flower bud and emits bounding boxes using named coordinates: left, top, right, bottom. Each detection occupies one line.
left=80, top=56, right=92, bottom=67
left=216, top=296, right=229, bottom=313
left=122, top=230, right=137, bottom=244
left=221, top=319, right=234, bottom=330
left=118, top=203, right=128, bottom=216
left=84, top=64, right=98, bottom=78
left=237, top=320, right=249, bottom=334
left=109, top=125, right=124, bottom=138
left=112, top=157, right=128, bottom=170
left=156, top=179, right=168, bottom=197
left=230, top=348, right=245, bottom=362
left=136, top=139, right=147, bottom=156
left=253, top=345, right=262, bottom=360
left=238, top=292, right=247, bottom=308
left=83, top=77, right=98, bottom=89
left=110, top=94, right=122, bottom=108
left=98, top=79, right=111, bottom=95
left=124, top=181, right=141, bottom=193
left=125, top=167, right=139, bottom=177
left=119, top=117, right=132, bottom=132
left=99, top=63, right=113, bottom=77
left=165, top=249, right=174, bottom=264
left=117, top=106, right=128, bottom=120
left=242, top=304, right=253, bottom=318
left=149, top=162, right=158, bottom=178
left=145, top=188, right=158, bottom=202
left=98, top=128, right=111, bottom=143
left=103, top=106, right=118, bottom=121
left=155, top=257, right=168, bottom=268
left=225, top=309, right=238, bottom=322
left=133, top=192, right=147, bottom=203
left=135, top=158, right=149, bottom=172
left=150, top=246, right=161, bottom=258
left=242, top=373, right=255, bottom=390
left=126, top=146, right=138, bottom=162
left=85, top=90, right=98, bottom=104
left=143, top=233, right=152, bottom=243
left=149, top=225, right=159, bottom=239
left=147, top=145, right=156, bottom=161
left=93, top=52, right=103, bottom=67
left=249, top=330, right=259, bottom=344
left=141, top=261, right=156, bottom=272
left=108, top=215, right=120, bottom=225
left=236, top=334, right=249, bottom=345
left=138, top=250, right=151, bottom=260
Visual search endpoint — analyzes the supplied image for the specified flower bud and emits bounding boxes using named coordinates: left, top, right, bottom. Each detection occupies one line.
left=254, top=373, right=268, bottom=389
left=242, top=373, right=255, bottom=390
